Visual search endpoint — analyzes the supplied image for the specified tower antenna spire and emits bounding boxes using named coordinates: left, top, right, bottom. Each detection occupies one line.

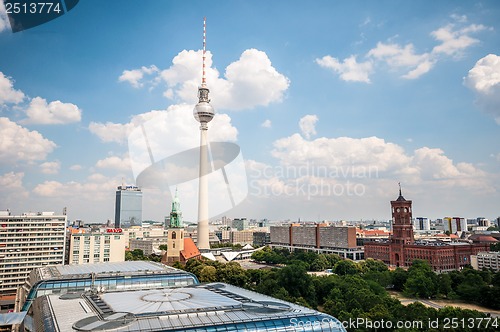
left=202, top=17, right=207, bottom=87
left=398, top=182, right=402, bottom=196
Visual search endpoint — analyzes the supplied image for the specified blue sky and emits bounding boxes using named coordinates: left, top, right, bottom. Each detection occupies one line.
left=0, top=0, right=499, bottom=223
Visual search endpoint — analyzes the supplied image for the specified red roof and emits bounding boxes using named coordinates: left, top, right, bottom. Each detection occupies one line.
left=181, top=237, right=201, bottom=260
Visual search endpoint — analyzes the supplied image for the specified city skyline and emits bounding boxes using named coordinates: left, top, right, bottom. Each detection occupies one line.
left=0, top=1, right=499, bottom=222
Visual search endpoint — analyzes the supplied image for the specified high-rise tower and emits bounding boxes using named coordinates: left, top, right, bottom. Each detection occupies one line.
left=114, top=185, right=143, bottom=228
left=193, top=17, right=214, bottom=251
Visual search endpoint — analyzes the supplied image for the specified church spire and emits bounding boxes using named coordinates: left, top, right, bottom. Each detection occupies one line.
left=169, top=188, right=183, bottom=228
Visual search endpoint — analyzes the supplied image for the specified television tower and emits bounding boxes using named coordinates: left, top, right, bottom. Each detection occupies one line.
left=193, top=17, right=214, bottom=250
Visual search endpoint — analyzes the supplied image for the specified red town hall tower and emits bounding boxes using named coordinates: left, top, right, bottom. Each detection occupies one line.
left=364, top=186, right=488, bottom=272
left=390, top=186, right=414, bottom=267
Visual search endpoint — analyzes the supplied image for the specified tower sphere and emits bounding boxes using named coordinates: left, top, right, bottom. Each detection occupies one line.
left=193, top=98, right=215, bottom=124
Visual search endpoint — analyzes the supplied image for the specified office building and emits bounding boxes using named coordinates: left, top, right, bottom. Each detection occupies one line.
left=232, top=218, right=249, bottom=231
left=364, top=188, right=488, bottom=272
left=19, top=262, right=345, bottom=332
left=270, top=224, right=362, bottom=260
left=69, top=230, right=126, bottom=264
left=114, top=185, right=143, bottom=228
left=0, top=211, right=66, bottom=311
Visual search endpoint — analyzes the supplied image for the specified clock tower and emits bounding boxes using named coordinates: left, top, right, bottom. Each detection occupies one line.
left=389, top=184, right=414, bottom=267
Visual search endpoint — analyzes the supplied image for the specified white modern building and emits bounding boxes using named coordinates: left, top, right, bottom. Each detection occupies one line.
left=0, top=211, right=66, bottom=310
left=69, top=231, right=125, bottom=264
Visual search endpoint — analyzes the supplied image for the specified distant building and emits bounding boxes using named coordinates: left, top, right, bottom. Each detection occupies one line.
left=122, top=226, right=168, bottom=248
left=232, top=218, right=249, bottom=231
left=114, top=185, right=143, bottom=228
left=414, top=217, right=430, bottom=231
left=129, top=237, right=166, bottom=256
left=471, top=251, right=500, bottom=272
left=270, top=224, right=362, bottom=260
left=69, top=230, right=126, bottom=264
left=477, top=217, right=490, bottom=228
left=230, top=230, right=254, bottom=245
left=364, top=188, right=488, bottom=272
left=253, top=231, right=270, bottom=247
left=0, top=211, right=66, bottom=311
left=443, top=217, right=467, bottom=233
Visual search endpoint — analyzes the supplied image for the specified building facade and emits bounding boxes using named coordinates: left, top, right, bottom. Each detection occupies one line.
left=414, top=217, right=430, bottom=231
left=114, top=185, right=143, bottom=228
left=364, top=190, right=489, bottom=272
left=0, top=211, right=66, bottom=310
left=69, top=230, right=125, bottom=264
left=270, top=224, right=362, bottom=260
left=129, top=237, right=167, bottom=256
left=471, top=251, right=500, bottom=272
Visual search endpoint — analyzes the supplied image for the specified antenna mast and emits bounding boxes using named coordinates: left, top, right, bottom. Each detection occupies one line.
left=202, top=17, right=207, bottom=87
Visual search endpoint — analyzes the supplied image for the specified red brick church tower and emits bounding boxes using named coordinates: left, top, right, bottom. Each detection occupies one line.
left=389, top=184, right=414, bottom=267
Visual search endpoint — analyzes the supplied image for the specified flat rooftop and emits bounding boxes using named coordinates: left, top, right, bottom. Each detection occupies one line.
left=33, top=283, right=345, bottom=331
left=36, top=261, right=181, bottom=281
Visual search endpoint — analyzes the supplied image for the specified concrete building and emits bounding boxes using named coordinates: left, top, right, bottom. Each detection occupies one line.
left=270, top=224, right=362, bottom=260
left=0, top=211, right=66, bottom=311
left=232, top=218, right=249, bottom=231
left=364, top=189, right=488, bottom=272
left=129, top=237, right=167, bottom=256
left=471, top=251, right=500, bottom=272
left=16, top=262, right=345, bottom=332
left=114, top=185, right=143, bottom=228
left=229, top=230, right=254, bottom=245
left=122, top=226, right=168, bottom=248
left=69, top=230, right=125, bottom=264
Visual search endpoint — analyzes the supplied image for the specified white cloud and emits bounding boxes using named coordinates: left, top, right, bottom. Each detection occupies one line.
left=124, top=48, right=289, bottom=111
left=33, top=174, right=118, bottom=201
left=367, top=42, right=434, bottom=79
left=40, top=161, right=60, bottom=174
left=464, top=54, right=500, bottom=124
left=268, top=132, right=490, bottom=192
left=319, top=18, right=490, bottom=81
left=89, top=121, right=133, bottom=143
left=69, top=164, right=82, bottom=171
left=298, top=115, right=319, bottom=139
left=90, top=103, right=238, bottom=145
left=316, top=55, right=373, bottom=83
left=0, top=117, right=56, bottom=163
left=431, top=23, right=489, bottom=57
left=0, top=172, right=27, bottom=192
left=0, top=172, right=29, bottom=203
left=118, top=65, right=159, bottom=88
left=261, top=119, right=272, bottom=128
left=0, top=72, right=25, bottom=105
left=21, top=97, right=82, bottom=124
left=0, top=2, right=10, bottom=33
left=96, top=155, right=132, bottom=172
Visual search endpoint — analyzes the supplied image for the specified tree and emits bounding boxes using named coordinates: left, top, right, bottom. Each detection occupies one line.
left=333, top=259, right=359, bottom=276
left=199, top=266, right=217, bottom=282
left=158, top=244, right=168, bottom=251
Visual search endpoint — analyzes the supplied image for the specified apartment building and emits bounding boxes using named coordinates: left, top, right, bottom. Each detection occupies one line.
left=68, top=230, right=125, bottom=264
left=0, top=211, right=66, bottom=310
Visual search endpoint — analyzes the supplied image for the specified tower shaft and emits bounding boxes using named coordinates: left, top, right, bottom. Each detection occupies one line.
left=197, top=128, right=210, bottom=250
